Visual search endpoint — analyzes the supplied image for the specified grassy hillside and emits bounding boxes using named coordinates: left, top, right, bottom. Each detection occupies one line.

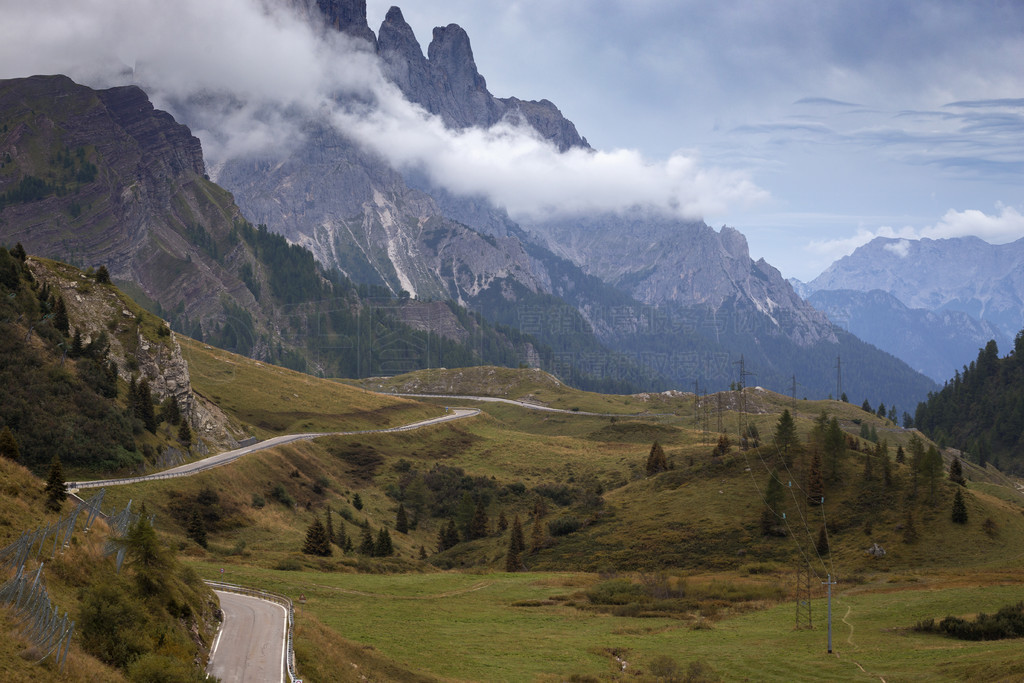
left=78, top=351, right=1024, bottom=680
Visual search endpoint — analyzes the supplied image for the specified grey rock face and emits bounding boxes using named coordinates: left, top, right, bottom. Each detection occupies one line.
left=808, top=236, right=1024, bottom=341
left=526, top=211, right=837, bottom=346
left=376, top=7, right=588, bottom=151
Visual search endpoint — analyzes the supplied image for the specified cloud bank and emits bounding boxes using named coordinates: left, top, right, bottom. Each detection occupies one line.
left=806, top=205, right=1024, bottom=264
left=0, top=0, right=764, bottom=221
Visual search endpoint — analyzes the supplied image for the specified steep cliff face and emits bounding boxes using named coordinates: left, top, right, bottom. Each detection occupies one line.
left=377, top=7, right=588, bottom=151
left=528, top=212, right=837, bottom=347
left=0, top=75, right=264, bottom=346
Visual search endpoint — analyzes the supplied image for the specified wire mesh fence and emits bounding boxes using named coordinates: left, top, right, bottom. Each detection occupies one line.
left=0, top=488, right=139, bottom=672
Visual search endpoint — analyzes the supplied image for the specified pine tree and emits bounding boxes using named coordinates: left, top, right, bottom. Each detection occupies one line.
left=396, top=503, right=409, bottom=534
left=95, top=265, right=111, bottom=284
left=187, top=507, right=207, bottom=548
left=135, top=379, right=157, bottom=434
left=178, top=420, right=193, bottom=448
left=506, top=515, right=524, bottom=572
left=374, top=527, right=394, bottom=556
left=456, top=492, right=475, bottom=538
left=418, top=545, right=428, bottom=560
left=358, top=526, right=375, bottom=555
left=949, top=457, right=965, bottom=486
left=807, top=451, right=824, bottom=506
left=325, top=506, right=335, bottom=546
left=497, top=510, right=508, bottom=532
left=11, top=242, right=27, bottom=262
left=825, top=417, right=845, bottom=480
left=862, top=453, right=874, bottom=482
left=303, top=517, right=332, bottom=556
left=530, top=515, right=546, bottom=552
left=861, top=399, right=872, bottom=413
left=352, top=493, right=363, bottom=510
left=336, top=518, right=348, bottom=551
left=0, top=425, right=19, bottom=462
left=773, top=410, right=799, bottom=463
left=52, top=296, right=69, bottom=335
left=646, top=441, right=668, bottom=475
left=44, top=456, right=66, bottom=512
left=895, top=445, right=905, bottom=465
left=879, top=441, right=892, bottom=488
left=923, top=445, right=943, bottom=502
left=469, top=500, right=489, bottom=539
left=816, top=524, right=829, bottom=556
left=951, top=488, right=968, bottom=524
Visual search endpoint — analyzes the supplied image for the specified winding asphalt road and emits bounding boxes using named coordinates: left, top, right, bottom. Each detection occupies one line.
left=208, top=590, right=288, bottom=683
left=68, top=407, right=479, bottom=489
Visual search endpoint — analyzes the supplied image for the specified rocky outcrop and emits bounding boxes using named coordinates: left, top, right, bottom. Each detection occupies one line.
left=376, top=7, right=588, bottom=151
left=316, top=0, right=377, bottom=47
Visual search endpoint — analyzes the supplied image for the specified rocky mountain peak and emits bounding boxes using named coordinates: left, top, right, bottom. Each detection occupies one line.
left=315, top=0, right=376, bottom=47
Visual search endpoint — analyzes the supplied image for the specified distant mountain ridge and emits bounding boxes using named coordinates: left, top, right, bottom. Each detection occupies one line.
left=809, top=236, right=1024, bottom=341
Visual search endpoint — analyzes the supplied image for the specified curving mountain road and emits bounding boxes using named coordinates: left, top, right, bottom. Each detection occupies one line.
left=208, top=590, right=288, bottom=683
left=68, top=407, right=479, bottom=489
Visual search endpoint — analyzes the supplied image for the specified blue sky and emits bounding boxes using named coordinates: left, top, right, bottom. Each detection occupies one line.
left=366, top=0, right=1024, bottom=280
left=2, top=0, right=1022, bottom=281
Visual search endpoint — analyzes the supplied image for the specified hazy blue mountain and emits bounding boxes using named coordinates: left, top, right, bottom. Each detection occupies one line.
left=809, top=236, right=1024, bottom=341
left=807, top=288, right=1010, bottom=383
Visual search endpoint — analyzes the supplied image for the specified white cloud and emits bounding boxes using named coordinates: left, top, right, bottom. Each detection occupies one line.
left=0, top=0, right=765, bottom=222
left=806, top=205, right=1024, bottom=266
left=884, top=239, right=912, bottom=258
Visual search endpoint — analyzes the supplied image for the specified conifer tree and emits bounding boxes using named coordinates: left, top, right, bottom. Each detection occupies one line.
left=178, top=419, right=193, bottom=448
left=469, top=500, right=489, bottom=539
left=530, top=514, right=546, bottom=553
left=135, top=378, right=157, bottom=434
left=358, top=525, right=375, bottom=555
left=951, top=488, right=968, bottom=524
left=862, top=453, right=874, bottom=482
left=352, top=493, right=363, bottom=510
left=374, top=527, right=393, bottom=556
left=879, top=441, right=892, bottom=488
left=825, top=417, right=845, bottom=480
left=773, top=409, right=799, bottom=463
left=646, top=441, right=668, bottom=475
left=95, top=265, right=111, bottom=284
left=336, top=518, right=348, bottom=551
left=816, top=524, right=829, bottom=556
left=0, top=425, right=19, bottom=462
left=53, top=295, right=69, bottom=335
left=807, top=451, right=824, bottom=506
left=11, top=242, right=27, bottom=262
left=949, top=456, right=965, bottom=486
left=497, top=510, right=508, bottom=532
left=418, top=545, right=428, bottom=560
left=187, top=507, right=207, bottom=548
left=506, top=515, right=524, bottom=572
left=923, top=445, right=943, bottom=502
left=895, top=445, right=905, bottom=465
left=303, top=517, right=332, bottom=556
left=437, top=519, right=459, bottom=552
left=44, top=456, right=67, bottom=512
left=396, top=503, right=409, bottom=534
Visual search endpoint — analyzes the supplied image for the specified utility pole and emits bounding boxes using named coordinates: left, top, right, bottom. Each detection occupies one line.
left=822, top=574, right=837, bottom=653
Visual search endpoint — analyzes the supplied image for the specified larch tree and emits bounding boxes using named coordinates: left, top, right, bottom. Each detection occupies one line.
left=951, top=488, right=968, bottom=524
left=374, top=527, right=393, bottom=557
left=44, top=456, right=67, bottom=512
left=646, top=441, right=668, bottom=475
left=506, top=515, right=524, bottom=572
left=396, top=503, right=409, bottom=534
left=303, top=517, right=332, bottom=556
left=773, top=410, right=799, bottom=464
left=949, top=456, right=965, bottom=486
left=187, top=507, right=207, bottom=548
